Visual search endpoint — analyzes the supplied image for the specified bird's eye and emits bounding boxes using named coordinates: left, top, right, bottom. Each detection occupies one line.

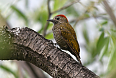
left=56, top=17, right=60, bottom=20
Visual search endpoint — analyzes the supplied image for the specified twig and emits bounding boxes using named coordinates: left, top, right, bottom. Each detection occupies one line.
left=103, top=0, right=116, bottom=26
left=43, top=0, right=52, bottom=37
left=51, top=0, right=80, bottom=14
left=73, top=14, right=108, bottom=27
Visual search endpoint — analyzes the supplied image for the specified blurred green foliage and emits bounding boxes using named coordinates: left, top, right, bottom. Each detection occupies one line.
left=0, top=65, right=18, bottom=78
left=108, top=29, right=116, bottom=70
left=11, top=5, right=28, bottom=26
left=53, top=0, right=67, bottom=11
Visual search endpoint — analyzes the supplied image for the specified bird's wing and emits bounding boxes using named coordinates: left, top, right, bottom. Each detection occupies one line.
left=59, top=25, right=82, bottom=64
left=60, top=27, right=80, bottom=57
left=65, top=23, right=77, bottom=40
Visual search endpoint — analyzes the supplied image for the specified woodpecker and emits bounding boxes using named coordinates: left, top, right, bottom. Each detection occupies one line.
left=47, top=14, right=82, bottom=65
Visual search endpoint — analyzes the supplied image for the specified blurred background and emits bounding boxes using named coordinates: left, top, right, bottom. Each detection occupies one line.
left=0, top=0, right=116, bottom=78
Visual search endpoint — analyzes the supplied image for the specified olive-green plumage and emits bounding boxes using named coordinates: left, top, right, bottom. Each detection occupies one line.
left=47, top=14, right=82, bottom=65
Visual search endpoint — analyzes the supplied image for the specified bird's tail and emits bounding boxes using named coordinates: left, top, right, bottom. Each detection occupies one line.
left=76, top=55, right=82, bottom=65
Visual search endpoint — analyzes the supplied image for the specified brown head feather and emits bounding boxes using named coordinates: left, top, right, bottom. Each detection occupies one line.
left=56, top=14, right=68, bottom=22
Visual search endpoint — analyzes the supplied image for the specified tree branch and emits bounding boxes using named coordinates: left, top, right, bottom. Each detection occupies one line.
left=43, top=0, right=52, bottom=37
left=103, top=0, right=116, bottom=26
left=0, top=27, right=99, bottom=78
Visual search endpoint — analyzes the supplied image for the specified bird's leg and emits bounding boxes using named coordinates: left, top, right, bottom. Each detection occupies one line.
left=47, top=39, right=59, bottom=47
left=76, top=56, right=82, bottom=65
left=52, top=42, right=60, bottom=49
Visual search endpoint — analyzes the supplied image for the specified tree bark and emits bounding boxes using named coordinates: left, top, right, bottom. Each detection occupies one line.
left=0, top=26, right=99, bottom=78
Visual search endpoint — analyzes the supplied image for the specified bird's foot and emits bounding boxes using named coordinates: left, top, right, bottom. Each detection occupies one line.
left=54, top=43, right=57, bottom=46
left=47, top=40, right=58, bottom=47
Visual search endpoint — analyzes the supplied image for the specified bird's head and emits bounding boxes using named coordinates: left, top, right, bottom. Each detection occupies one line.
left=47, top=14, right=68, bottom=24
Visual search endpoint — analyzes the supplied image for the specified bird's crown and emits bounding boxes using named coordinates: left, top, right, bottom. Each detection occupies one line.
left=56, top=14, right=68, bottom=22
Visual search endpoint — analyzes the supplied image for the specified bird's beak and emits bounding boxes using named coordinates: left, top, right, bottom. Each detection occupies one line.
left=47, top=19, right=55, bottom=22
left=47, top=19, right=58, bottom=24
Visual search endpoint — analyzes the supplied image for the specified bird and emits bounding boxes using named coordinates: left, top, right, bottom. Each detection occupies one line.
left=47, top=14, right=82, bottom=65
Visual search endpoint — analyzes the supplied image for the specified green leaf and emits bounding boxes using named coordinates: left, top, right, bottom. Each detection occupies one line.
left=110, top=29, right=116, bottom=45
left=96, top=32, right=108, bottom=54
left=108, top=43, right=116, bottom=72
left=84, top=14, right=90, bottom=18
left=99, top=37, right=109, bottom=60
left=101, top=20, right=108, bottom=25
left=11, top=5, right=28, bottom=25
left=0, top=65, right=18, bottom=78
left=82, top=25, right=89, bottom=43
left=97, top=32, right=104, bottom=52
left=99, top=27, right=104, bottom=31
left=108, top=29, right=116, bottom=71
